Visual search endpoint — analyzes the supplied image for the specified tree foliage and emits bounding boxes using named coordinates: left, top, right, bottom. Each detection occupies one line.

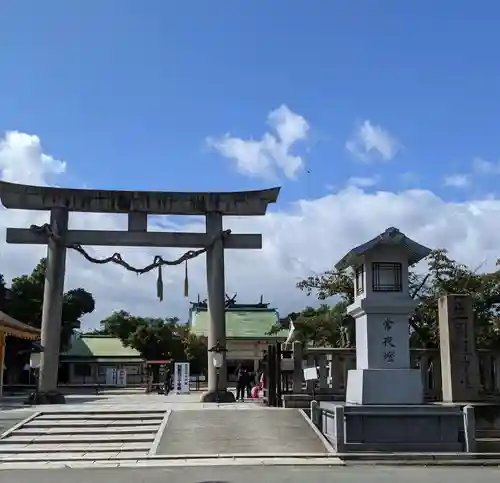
left=99, top=310, right=207, bottom=373
left=287, top=249, right=500, bottom=349
left=269, top=303, right=354, bottom=348
left=2, top=258, right=95, bottom=381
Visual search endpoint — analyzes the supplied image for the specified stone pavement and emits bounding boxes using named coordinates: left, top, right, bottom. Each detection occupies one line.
left=0, top=391, right=334, bottom=468
left=156, top=408, right=329, bottom=455
left=2, top=390, right=259, bottom=412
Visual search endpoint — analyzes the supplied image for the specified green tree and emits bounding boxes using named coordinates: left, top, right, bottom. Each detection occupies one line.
left=269, top=303, right=354, bottom=347
left=100, top=310, right=207, bottom=373
left=409, top=249, right=500, bottom=348
left=3, top=258, right=95, bottom=382
left=293, top=249, right=500, bottom=349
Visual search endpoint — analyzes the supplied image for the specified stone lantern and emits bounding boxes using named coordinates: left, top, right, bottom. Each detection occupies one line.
left=320, top=227, right=472, bottom=453
left=335, top=227, right=431, bottom=405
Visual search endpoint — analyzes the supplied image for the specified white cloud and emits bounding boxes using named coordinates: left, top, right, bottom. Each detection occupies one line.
left=0, top=131, right=66, bottom=185
left=2, top=131, right=500, bottom=332
left=346, top=120, right=401, bottom=162
left=347, top=175, right=381, bottom=188
left=206, top=105, right=309, bottom=180
left=473, top=157, right=500, bottom=175
left=443, top=174, right=469, bottom=188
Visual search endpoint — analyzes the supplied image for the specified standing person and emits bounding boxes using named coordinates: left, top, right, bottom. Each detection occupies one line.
left=236, top=366, right=249, bottom=402
left=164, top=367, right=172, bottom=396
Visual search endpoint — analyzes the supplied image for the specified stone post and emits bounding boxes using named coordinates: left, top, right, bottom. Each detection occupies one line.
left=292, top=341, right=303, bottom=393
left=38, top=208, right=68, bottom=399
left=318, top=356, right=328, bottom=390
left=201, top=212, right=235, bottom=402
left=438, top=294, right=480, bottom=402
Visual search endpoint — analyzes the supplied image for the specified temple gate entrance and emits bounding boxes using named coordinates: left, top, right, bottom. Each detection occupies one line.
left=0, top=181, right=279, bottom=403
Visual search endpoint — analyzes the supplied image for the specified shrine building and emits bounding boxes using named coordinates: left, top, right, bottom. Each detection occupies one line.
left=188, top=296, right=288, bottom=376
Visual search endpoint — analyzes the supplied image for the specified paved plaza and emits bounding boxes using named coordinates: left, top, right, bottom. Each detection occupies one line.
left=2, top=391, right=500, bottom=470
left=0, top=391, right=334, bottom=468
left=155, top=407, right=329, bottom=455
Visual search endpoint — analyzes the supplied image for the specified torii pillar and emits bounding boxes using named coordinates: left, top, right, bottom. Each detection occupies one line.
left=0, top=181, right=280, bottom=404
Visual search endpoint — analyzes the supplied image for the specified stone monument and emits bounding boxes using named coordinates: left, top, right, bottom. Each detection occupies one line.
left=438, top=294, right=481, bottom=402
left=319, top=227, right=472, bottom=452
left=0, top=181, right=280, bottom=403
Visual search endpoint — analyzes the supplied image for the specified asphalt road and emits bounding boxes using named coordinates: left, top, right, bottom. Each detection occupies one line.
left=1, top=466, right=500, bottom=483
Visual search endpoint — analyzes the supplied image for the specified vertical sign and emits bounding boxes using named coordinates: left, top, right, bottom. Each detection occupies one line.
left=174, top=362, right=190, bottom=394
left=182, top=362, right=190, bottom=393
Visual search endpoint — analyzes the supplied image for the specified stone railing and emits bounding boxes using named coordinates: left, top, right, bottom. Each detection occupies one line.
left=286, top=345, right=500, bottom=401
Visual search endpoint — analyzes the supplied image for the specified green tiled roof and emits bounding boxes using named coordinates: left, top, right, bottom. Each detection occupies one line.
left=62, top=335, right=142, bottom=359
left=190, top=309, right=288, bottom=339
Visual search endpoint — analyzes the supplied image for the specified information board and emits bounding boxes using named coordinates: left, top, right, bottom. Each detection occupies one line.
left=173, top=362, right=190, bottom=394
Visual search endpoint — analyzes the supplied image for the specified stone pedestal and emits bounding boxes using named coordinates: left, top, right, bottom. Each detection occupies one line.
left=318, top=402, right=470, bottom=452
left=346, top=301, right=423, bottom=405
left=346, top=368, right=422, bottom=405
left=200, top=390, right=237, bottom=403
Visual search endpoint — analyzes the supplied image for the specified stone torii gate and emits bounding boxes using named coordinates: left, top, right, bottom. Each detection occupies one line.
left=0, top=181, right=280, bottom=403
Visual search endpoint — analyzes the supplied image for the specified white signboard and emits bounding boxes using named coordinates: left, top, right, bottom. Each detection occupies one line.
left=117, top=368, right=127, bottom=387
left=30, top=353, right=41, bottom=369
left=303, top=366, right=318, bottom=381
left=173, top=362, right=190, bottom=394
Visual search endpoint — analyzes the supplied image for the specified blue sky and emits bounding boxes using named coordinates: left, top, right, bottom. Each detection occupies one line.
left=1, top=1, right=500, bottom=323
left=2, top=1, right=499, bottom=201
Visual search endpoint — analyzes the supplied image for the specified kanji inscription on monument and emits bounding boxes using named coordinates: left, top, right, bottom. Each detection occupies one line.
left=382, top=318, right=396, bottom=363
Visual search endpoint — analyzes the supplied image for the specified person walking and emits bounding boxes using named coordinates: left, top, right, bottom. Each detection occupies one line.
left=164, top=367, right=172, bottom=396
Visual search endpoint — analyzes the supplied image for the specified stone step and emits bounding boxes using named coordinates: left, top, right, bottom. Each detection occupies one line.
left=16, top=426, right=158, bottom=435
left=0, top=451, right=149, bottom=461
left=477, top=438, right=500, bottom=453
left=0, top=443, right=151, bottom=453
left=24, top=419, right=162, bottom=427
left=37, top=413, right=164, bottom=420
left=37, top=409, right=166, bottom=414
left=477, top=429, right=500, bottom=438
left=2, top=434, right=155, bottom=444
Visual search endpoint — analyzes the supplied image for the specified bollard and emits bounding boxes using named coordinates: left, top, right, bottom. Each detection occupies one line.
left=310, top=400, right=322, bottom=431
left=463, top=405, right=476, bottom=453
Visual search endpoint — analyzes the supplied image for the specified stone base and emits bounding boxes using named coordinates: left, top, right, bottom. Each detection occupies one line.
left=200, top=389, right=236, bottom=403
left=282, top=392, right=342, bottom=409
left=318, top=403, right=469, bottom=452
left=346, top=368, right=423, bottom=405
left=24, top=390, right=66, bottom=405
